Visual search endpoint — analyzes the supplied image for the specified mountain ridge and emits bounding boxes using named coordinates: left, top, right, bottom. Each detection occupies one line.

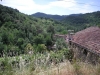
left=31, top=12, right=67, bottom=20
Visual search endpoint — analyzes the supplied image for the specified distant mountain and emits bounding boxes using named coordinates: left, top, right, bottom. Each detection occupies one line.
left=61, top=11, right=100, bottom=31
left=31, top=11, right=100, bottom=31
left=31, top=12, right=67, bottom=20
left=68, top=14, right=82, bottom=16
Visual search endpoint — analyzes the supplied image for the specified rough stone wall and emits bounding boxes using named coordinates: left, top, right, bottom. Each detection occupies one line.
left=69, top=41, right=100, bottom=64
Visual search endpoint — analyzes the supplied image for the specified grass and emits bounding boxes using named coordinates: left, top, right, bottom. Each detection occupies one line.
left=11, top=60, right=100, bottom=75
left=12, top=60, right=76, bottom=75
left=0, top=51, right=100, bottom=75
left=73, top=62, right=98, bottom=75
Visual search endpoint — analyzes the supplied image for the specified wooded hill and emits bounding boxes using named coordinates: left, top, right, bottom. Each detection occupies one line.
left=0, top=4, right=100, bottom=56
left=61, top=11, right=100, bottom=31
left=31, top=12, right=67, bottom=21
left=0, top=4, right=69, bottom=55
left=32, top=11, right=100, bottom=32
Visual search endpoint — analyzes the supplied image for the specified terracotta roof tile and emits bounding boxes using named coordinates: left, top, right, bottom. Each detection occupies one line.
left=72, top=26, right=100, bottom=54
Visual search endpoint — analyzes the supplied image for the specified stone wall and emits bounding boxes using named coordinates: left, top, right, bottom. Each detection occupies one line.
left=69, top=41, right=100, bottom=64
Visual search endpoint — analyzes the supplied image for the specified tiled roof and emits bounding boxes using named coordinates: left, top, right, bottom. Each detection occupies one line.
left=72, top=26, right=100, bottom=54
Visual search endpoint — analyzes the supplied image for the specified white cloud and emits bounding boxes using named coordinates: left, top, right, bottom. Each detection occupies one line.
left=79, top=4, right=93, bottom=13
left=49, top=0, right=77, bottom=8
left=0, top=0, right=98, bottom=15
left=69, top=3, right=95, bottom=14
left=0, top=0, right=52, bottom=14
left=1, top=0, right=34, bottom=11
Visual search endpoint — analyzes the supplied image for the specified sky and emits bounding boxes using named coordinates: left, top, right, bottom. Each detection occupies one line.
left=0, top=0, right=100, bottom=15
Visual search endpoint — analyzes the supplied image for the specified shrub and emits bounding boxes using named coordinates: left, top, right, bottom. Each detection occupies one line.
left=25, top=43, right=34, bottom=54
left=36, top=44, right=47, bottom=53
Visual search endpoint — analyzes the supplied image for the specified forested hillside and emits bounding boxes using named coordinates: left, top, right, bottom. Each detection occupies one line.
left=62, top=11, right=100, bottom=31
left=31, top=12, right=67, bottom=21
left=0, top=3, right=100, bottom=56
left=0, top=4, right=69, bottom=56
left=32, top=11, right=100, bottom=32
left=0, top=3, right=100, bottom=75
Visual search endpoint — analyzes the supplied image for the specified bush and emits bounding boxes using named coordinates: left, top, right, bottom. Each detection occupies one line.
left=49, top=48, right=71, bottom=64
left=36, top=44, right=47, bottom=53
left=25, top=43, right=34, bottom=54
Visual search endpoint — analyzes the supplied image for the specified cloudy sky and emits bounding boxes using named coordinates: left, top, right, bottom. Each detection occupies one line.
left=0, top=0, right=100, bottom=15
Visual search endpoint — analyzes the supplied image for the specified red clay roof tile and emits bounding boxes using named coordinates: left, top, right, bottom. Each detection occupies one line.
left=73, top=26, right=100, bottom=54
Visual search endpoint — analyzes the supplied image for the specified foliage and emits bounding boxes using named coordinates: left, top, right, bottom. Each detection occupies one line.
left=0, top=4, right=66, bottom=55
left=36, top=44, right=47, bottom=53
left=47, top=25, right=55, bottom=34
left=45, top=34, right=54, bottom=49
left=50, top=48, right=70, bottom=64
left=0, top=57, right=14, bottom=75
left=25, top=43, right=34, bottom=54
left=1, top=4, right=100, bottom=56
left=34, top=34, right=45, bottom=45
left=0, top=48, right=99, bottom=75
left=56, top=38, right=67, bottom=50
left=62, top=11, right=100, bottom=32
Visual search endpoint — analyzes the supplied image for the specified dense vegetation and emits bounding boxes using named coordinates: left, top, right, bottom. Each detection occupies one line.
left=62, top=11, right=100, bottom=31
left=0, top=4, right=69, bottom=56
left=0, top=4, right=100, bottom=56
left=0, top=3, right=100, bottom=75
left=32, top=11, right=100, bottom=32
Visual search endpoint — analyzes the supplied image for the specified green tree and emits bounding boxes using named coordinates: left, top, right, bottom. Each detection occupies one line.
left=17, top=38, right=24, bottom=46
left=1, top=31, right=9, bottom=44
left=56, top=38, right=67, bottom=50
left=34, top=34, right=45, bottom=45
left=47, top=25, right=55, bottom=34
left=36, top=44, right=47, bottom=53
left=45, top=34, right=53, bottom=46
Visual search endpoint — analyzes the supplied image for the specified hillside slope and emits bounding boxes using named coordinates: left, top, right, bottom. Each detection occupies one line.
left=0, top=4, right=68, bottom=55
left=62, top=11, right=100, bottom=31
left=31, top=12, right=67, bottom=21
